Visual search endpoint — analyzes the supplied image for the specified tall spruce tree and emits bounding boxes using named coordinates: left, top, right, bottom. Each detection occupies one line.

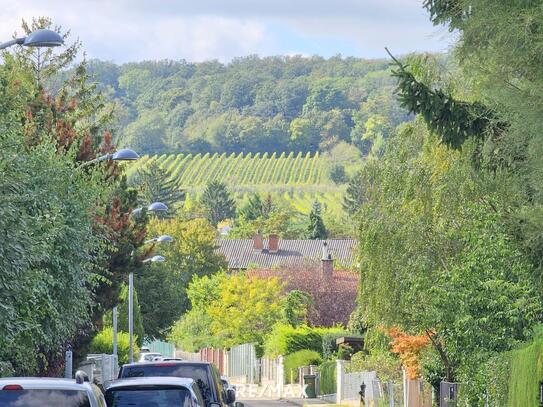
left=131, top=161, right=185, bottom=217
left=307, top=200, right=327, bottom=239
left=201, top=181, right=236, bottom=226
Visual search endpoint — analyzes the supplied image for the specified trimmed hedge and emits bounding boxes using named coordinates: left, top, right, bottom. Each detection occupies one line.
left=264, top=324, right=348, bottom=358
left=265, top=325, right=322, bottom=357
left=90, top=328, right=137, bottom=365
left=507, top=339, right=543, bottom=407
left=319, top=360, right=337, bottom=394
left=284, top=350, right=322, bottom=384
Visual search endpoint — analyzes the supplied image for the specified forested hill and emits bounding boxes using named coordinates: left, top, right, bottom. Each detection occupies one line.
left=83, top=55, right=412, bottom=155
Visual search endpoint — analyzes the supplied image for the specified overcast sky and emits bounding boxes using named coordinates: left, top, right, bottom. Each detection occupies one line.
left=1, top=0, right=454, bottom=63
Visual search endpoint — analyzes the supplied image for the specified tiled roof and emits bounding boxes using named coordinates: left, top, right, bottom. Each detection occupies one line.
left=216, top=239, right=357, bottom=269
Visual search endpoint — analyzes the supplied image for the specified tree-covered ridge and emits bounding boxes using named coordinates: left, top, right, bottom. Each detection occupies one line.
left=82, top=55, right=412, bottom=154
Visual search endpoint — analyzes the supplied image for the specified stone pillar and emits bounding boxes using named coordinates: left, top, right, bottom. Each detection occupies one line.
left=336, top=360, right=345, bottom=405
left=277, top=355, right=285, bottom=399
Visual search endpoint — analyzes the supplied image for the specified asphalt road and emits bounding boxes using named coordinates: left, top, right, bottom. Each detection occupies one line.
left=240, top=399, right=298, bottom=407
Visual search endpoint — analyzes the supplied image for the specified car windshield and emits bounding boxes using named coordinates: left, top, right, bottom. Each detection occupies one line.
left=121, top=365, right=212, bottom=401
left=0, top=389, right=91, bottom=407
left=106, top=387, right=191, bottom=407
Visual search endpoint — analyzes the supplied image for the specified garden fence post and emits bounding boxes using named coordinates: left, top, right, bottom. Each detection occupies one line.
left=336, top=359, right=345, bottom=405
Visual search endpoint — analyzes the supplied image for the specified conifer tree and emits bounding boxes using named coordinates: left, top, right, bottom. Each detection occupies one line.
left=307, top=200, right=327, bottom=239
left=201, top=181, right=236, bottom=226
left=131, top=161, right=185, bottom=217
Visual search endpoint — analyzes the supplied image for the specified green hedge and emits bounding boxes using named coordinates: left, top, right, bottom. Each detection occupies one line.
left=284, top=350, right=322, bottom=384
left=264, top=324, right=348, bottom=358
left=318, top=360, right=336, bottom=394
left=507, top=339, right=543, bottom=407
left=265, top=325, right=322, bottom=357
left=90, top=328, right=137, bottom=365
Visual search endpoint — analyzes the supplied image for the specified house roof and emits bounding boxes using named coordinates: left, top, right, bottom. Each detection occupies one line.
left=216, top=238, right=357, bottom=269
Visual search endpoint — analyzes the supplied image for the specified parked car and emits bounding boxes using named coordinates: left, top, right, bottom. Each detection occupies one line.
left=0, top=371, right=106, bottom=407
left=138, top=352, right=162, bottom=362
left=118, top=361, right=235, bottom=407
left=105, top=377, right=204, bottom=407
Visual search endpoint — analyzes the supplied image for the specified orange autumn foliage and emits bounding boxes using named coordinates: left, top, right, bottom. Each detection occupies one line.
left=388, top=327, right=430, bottom=379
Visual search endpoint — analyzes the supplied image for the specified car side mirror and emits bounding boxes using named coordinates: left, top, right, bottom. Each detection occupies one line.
left=226, top=388, right=236, bottom=404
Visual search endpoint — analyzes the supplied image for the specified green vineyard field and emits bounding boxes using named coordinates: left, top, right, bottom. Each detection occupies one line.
left=127, top=152, right=346, bottom=215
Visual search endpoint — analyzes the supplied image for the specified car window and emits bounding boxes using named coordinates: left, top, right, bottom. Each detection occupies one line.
left=105, top=387, right=192, bottom=407
left=121, top=365, right=214, bottom=402
left=0, top=389, right=91, bottom=407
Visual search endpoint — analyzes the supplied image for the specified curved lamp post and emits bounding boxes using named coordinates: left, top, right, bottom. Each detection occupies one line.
left=130, top=202, right=168, bottom=217
left=144, top=235, right=173, bottom=245
left=78, top=148, right=139, bottom=168
left=0, top=28, right=64, bottom=50
left=128, top=229, right=172, bottom=363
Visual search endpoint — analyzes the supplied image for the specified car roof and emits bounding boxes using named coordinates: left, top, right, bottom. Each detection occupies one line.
left=121, top=360, right=212, bottom=369
left=105, top=376, right=195, bottom=390
left=0, top=378, right=92, bottom=392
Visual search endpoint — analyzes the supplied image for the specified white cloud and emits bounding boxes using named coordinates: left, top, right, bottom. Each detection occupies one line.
left=0, top=0, right=452, bottom=62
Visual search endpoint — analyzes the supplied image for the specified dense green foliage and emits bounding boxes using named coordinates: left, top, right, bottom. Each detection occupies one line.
left=83, top=57, right=410, bottom=155
left=318, top=361, right=337, bottom=394
left=506, top=339, right=543, bottom=407
left=351, top=1, right=543, bottom=403
left=103, top=285, right=145, bottom=347
left=130, top=161, right=185, bottom=216
left=264, top=324, right=346, bottom=358
left=200, top=181, right=237, bottom=226
left=307, top=200, right=327, bottom=239
left=284, top=350, right=322, bottom=384
left=0, top=18, right=150, bottom=375
left=141, top=217, right=226, bottom=340
left=169, top=272, right=284, bottom=351
left=90, top=328, right=136, bottom=365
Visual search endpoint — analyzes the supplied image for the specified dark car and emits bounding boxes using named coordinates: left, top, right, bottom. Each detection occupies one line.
left=105, top=377, right=204, bottom=407
left=118, top=361, right=234, bottom=407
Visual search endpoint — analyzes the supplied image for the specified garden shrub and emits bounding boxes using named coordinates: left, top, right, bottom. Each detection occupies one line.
left=265, top=324, right=322, bottom=357
left=318, top=360, right=336, bottom=394
left=284, top=350, right=322, bottom=384
left=320, top=328, right=349, bottom=359
left=90, top=327, right=138, bottom=365
left=507, top=339, right=543, bottom=407
left=348, top=350, right=402, bottom=382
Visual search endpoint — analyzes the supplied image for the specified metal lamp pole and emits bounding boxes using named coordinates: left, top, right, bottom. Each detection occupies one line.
left=127, top=203, right=170, bottom=364
left=128, top=254, right=167, bottom=363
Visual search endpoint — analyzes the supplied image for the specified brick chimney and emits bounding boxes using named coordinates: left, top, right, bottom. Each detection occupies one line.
left=268, top=234, right=279, bottom=253
left=322, top=241, right=333, bottom=277
left=253, top=231, right=264, bottom=251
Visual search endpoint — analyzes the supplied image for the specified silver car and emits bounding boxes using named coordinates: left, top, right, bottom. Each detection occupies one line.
left=105, top=376, right=205, bottom=407
left=0, top=373, right=106, bottom=407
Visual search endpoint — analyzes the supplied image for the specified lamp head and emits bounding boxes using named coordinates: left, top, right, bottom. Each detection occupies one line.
left=23, top=29, right=64, bottom=47
left=111, top=148, right=139, bottom=161
left=148, top=202, right=168, bottom=212
left=157, top=235, right=173, bottom=243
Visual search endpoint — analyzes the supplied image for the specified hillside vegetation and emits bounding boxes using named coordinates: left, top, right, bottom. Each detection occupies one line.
left=127, top=150, right=347, bottom=222
left=83, top=55, right=412, bottom=155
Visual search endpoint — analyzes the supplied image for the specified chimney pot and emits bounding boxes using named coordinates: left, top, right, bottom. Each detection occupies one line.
left=253, top=231, right=264, bottom=251
left=322, top=241, right=333, bottom=277
left=268, top=234, right=279, bottom=253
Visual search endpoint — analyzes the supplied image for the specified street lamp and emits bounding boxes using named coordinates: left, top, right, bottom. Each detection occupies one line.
left=144, top=235, right=173, bottom=245
left=128, top=230, right=172, bottom=363
left=78, top=148, right=139, bottom=168
left=0, top=28, right=64, bottom=50
left=130, top=202, right=168, bottom=217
